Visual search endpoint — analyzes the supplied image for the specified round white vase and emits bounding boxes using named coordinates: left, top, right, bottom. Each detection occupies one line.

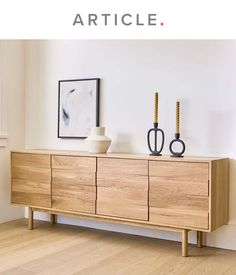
left=85, top=127, right=111, bottom=154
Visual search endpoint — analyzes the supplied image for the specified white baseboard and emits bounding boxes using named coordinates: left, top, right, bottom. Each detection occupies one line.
left=205, top=224, right=236, bottom=250
left=28, top=210, right=236, bottom=251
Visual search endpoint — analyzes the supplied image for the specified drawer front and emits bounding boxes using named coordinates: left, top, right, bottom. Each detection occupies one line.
left=52, top=155, right=96, bottom=172
left=97, top=174, right=148, bottom=205
left=11, top=179, right=51, bottom=208
left=98, top=201, right=148, bottom=221
left=11, top=153, right=51, bottom=207
left=150, top=208, right=209, bottom=229
left=52, top=181, right=96, bottom=213
left=52, top=169, right=96, bottom=186
left=12, top=153, right=50, bottom=168
left=149, top=161, right=209, bottom=182
left=12, top=166, right=51, bottom=183
left=97, top=158, right=148, bottom=220
left=149, top=161, right=209, bottom=229
left=150, top=189, right=209, bottom=212
left=150, top=177, right=208, bottom=197
left=98, top=158, right=148, bottom=175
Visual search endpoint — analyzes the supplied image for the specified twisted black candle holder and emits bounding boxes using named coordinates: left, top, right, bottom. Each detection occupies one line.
left=147, top=122, right=165, bottom=156
left=169, top=133, right=185, bottom=157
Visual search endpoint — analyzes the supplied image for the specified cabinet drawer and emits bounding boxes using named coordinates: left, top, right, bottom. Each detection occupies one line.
left=97, top=158, right=148, bottom=220
left=11, top=179, right=51, bottom=207
left=98, top=158, right=148, bottom=175
left=150, top=208, right=209, bottom=229
left=149, top=161, right=209, bottom=182
left=150, top=190, right=209, bottom=212
left=98, top=201, right=148, bottom=221
left=12, top=166, right=51, bottom=182
left=52, top=183, right=96, bottom=214
left=150, top=177, right=208, bottom=197
left=52, top=169, right=95, bottom=186
left=52, top=155, right=96, bottom=172
left=11, top=153, right=50, bottom=168
left=97, top=174, right=148, bottom=205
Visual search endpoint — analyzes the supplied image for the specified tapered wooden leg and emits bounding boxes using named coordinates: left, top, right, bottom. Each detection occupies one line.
left=182, top=229, right=188, bottom=257
left=197, top=231, right=203, bottom=248
left=28, top=207, right=33, bottom=230
left=50, top=214, right=56, bottom=225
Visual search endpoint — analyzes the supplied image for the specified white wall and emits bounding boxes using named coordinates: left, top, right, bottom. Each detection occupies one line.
left=0, top=41, right=25, bottom=222
left=25, top=40, right=236, bottom=249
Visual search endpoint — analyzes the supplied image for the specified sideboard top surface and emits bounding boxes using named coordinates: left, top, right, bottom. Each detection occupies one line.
left=11, top=149, right=228, bottom=163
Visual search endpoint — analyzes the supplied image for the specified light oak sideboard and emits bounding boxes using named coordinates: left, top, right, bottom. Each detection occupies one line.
left=10, top=150, right=229, bottom=257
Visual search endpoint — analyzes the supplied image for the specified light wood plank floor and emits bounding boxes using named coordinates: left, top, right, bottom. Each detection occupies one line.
left=0, top=219, right=236, bottom=275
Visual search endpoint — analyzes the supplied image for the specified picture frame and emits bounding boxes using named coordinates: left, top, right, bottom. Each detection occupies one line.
left=58, top=78, right=100, bottom=138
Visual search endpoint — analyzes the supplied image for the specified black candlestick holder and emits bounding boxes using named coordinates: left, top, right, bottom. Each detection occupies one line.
left=147, top=122, right=165, bottom=156
left=169, top=133, right=185, bottom=157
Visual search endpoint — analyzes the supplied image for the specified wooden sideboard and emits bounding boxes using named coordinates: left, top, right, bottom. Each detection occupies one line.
left=11, top=150, right=229, bottom=257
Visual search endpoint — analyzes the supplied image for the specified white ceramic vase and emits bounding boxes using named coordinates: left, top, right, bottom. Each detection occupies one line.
left=85, top=127, right=111, bottom=154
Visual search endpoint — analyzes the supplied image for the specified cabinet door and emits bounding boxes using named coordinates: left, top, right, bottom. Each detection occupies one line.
left=149, top=161, right=209, bottom=229
left=97, top=158, right=148, bottom=220
left=52, top=156, right=96, bottom=214
left=11, top=153, right=51, bottom=207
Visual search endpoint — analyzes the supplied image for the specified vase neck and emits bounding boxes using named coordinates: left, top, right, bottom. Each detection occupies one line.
left=91, top=127, right=105, bottom=136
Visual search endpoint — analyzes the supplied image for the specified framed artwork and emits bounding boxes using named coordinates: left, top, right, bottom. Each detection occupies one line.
left=58, top=78, right=100, bottom=138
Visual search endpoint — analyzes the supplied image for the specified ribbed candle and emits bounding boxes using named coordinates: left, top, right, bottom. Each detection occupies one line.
left=154, top=92, right=158, bottom=123
left=176, top=101, right=180, bottom=134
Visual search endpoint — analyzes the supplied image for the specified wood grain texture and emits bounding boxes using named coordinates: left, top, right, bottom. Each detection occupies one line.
left=97, top=158, right=148, bottom=220
left=2, top=220, right=236, bottom=274
left=210, top=158, right=229, bottom=231
left=12, top=179, right=50, bottom=195
left=97, top=174, right=148, bottom=204
left=11, top=153, right=51, bottom=208
left=150, top=177, right=208, bottom=197
left=52, top=169, right=96, bottom=186
left=12, top=166, right=51, bottom=182
left=150, top=191, right=209, bottom=212
left=150, top=208, right=209, bottom=229
left=149, top=160, right=209, bottom=182
left=52, top=184, right=96, bottom=214
left=10, top=150, right=229, bottom=235
left=97, top=200, right=148, bottom=221
left=98, top=157, right=148, bottom=175
left=11, top=152, right=50, bottom=168
left=11, top=192, right=51, bottom=208
left=51, top=156, right=97, bottom=214
left=149, top=160, right=209, bottom=230
left=11, top=149, right=224, bottom=162
left=52, top=155, right=96, bottom=172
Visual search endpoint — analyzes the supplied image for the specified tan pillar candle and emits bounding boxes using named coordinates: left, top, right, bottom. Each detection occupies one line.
left=154, top=92, right=158, bottom=123
left=176, top=101, right=180, bottom=134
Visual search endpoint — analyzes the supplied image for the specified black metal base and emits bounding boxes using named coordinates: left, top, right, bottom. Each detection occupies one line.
left=169, top=133, right=185, bottom=158
left=147, top=124, right=165, bottom=156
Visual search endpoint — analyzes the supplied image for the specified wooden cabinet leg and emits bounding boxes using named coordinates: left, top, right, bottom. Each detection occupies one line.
left=28, top=207, right=33, bottom=230
left=50, top=214, right=56, bottom=225
left=182, top=229, right=188, bottom=257
left=197, top=231, right=203, bottom=248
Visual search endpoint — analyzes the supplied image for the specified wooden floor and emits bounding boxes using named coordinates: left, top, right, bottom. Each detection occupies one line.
left=0, top=220, right=236, bottom=275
